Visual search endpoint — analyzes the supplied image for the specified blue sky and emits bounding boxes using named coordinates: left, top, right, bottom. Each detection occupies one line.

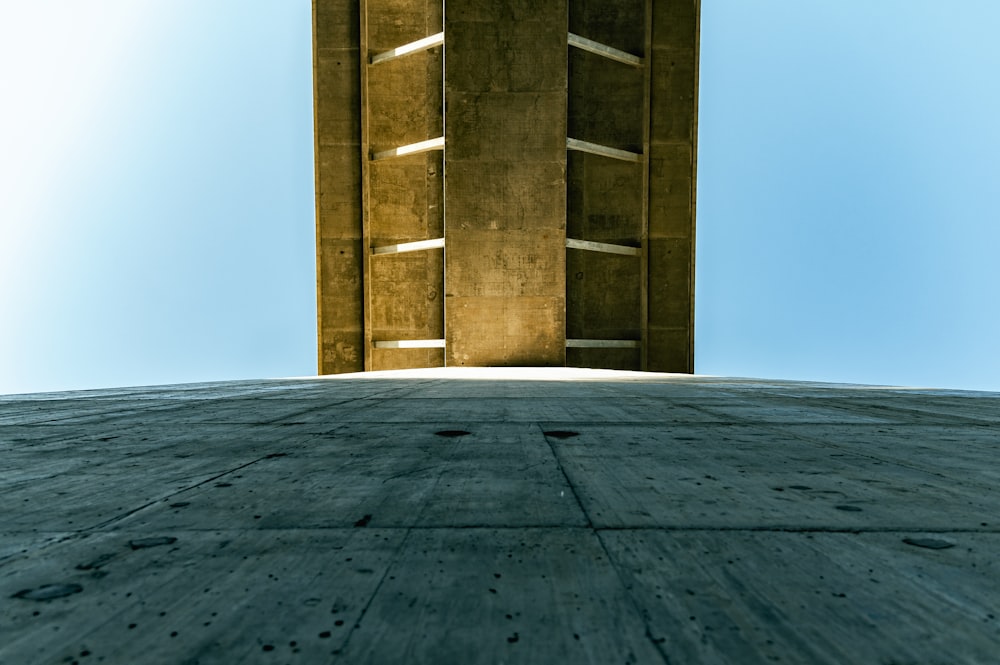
left=1, top=1, right=998, bottom=394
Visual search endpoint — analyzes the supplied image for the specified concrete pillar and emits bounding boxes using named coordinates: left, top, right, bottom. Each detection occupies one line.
left=314, top=0, right=365, bottom=374
left=647, top=0, right=699, bottom=373
left=314, top=0, right=699, bottom=373
left=444, top=1, right=567, bottom=367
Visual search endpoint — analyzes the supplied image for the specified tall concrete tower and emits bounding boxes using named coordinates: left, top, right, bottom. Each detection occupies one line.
left=314, top=0, right=699, bottom=373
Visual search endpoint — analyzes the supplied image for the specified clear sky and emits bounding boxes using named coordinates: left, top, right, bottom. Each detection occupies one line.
left=1, top=1, right=999, bottom=395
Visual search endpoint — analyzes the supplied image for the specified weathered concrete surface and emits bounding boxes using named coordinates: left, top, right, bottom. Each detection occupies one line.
left=315, top=0, right=365, bottom=375
left=364, top=0, right=445, bottom=371
left=647, top=0, right=699, bottom=373
left=444, top=0, right=568, bottom=367
left=315, top=0, right=700, bottom=373
left=2, top=369, right=999, bottom=663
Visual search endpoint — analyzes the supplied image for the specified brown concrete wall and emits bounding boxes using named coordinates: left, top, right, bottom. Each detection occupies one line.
left=566, top=0, right=645, bottom=370
left=444, top=0, right=567, bottom=367
left=647, top=0, right=699, bottom=372
left=315, top=0, right=698, bottom=373
left=364, top=0, right=444, bottom=370
left=315, top=0, right=365, bottom=374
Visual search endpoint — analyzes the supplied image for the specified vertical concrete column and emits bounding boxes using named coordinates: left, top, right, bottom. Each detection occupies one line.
left=444, top=0, right=568, bottom=367
left=315, top=0, right=365, bottom=374
left=315, top=0, right=698, bottom=374
left=646, top=0, right=699, bottom=372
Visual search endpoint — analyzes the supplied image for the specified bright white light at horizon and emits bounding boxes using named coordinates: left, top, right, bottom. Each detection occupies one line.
left=304, top=367, right=702, bottom=382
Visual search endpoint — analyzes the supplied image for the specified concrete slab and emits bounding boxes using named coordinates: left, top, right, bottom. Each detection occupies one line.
left=551, top=423, right=1000, bottom=529
left=602, top=530, right=1000, bottom=664
left=2, top=369, right=999, bottom=662
left=317, top=0, right=699, bottom=372
left=2, top=529, right=407, bottom=664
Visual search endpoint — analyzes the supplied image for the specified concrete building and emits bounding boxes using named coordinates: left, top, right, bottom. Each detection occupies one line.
left=3, top=369, right=999, bottom=663
left=6, top=3, right=997, bottom=662
left=315, top=0, right=698, bottom=374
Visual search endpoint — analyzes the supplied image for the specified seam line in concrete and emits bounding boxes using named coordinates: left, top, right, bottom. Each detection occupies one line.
left=594, top=529, right=674, bottom=664
left=335, top=528, right=414, bottom=656
left=82, top=454, right=288, bottom=532
left=540, top=426, right=593, bottom=528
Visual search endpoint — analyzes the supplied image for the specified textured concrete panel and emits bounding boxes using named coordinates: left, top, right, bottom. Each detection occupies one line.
left=552, top=423, right=1000, bottom=529
left=315, top=0, right=362, bottom=48
left=447, top=297, right=564, bottom=366
left=445, top=161, right=565, bottom=232
left=603, top=530, right=1000, bottom=664
left=645, top=326, right=690, bottom=372
left=568, top=0, right=645, bottom=55
left=446, top=0, right=563, bottom=25
left=3, top=529, right=407, bottom=664
left=650, top=0, right=699, bottom=51
left=370, top=250, right=442, bottom=331
left=339, top=528, right=660, bottom=663
left=566, top=347, right=640, bottom=371
left=316, top=1, right=700, bottom=373
left=446, top=23, right=566, bottom=93
left=648, top=236, right=692, bottom=330
left=318, top=239, right=363, bottom=299
left=445, top=1, right=567, bottom=366
left=368, top=153, right=443, bottom=242
left=447, top=231, right=564, bottom=298
left=649, top=48, right=697, bottom=144
left=370, top=347, right=444, bottom=370
left=361, top=1, right=447, bottom=370
left=315, top=2, right=364, bottom=374
left=566, top=152, right=643, bottom=243
left=446, top=92, right=566, bottom=162
left=318, top=227, right=364, bottom=373
left=648, top=144, right=694, bottom=238
left=317, top=233, right=364, bottom=374
left=785, top=423, right=1000, bottom=484
left=366, top=0, right=442, bottom=50
left=320, top=335, right=365, bottom=375
left=645, top=1, right=699, bottom=373
left=568, top=49, right=644, bottom=152
left=99, top=422, right=582, bottom=530
left=314, top=50, right=362, bottom=146
left=366, top=49, right=442, bottom=150
left=566, top=250, right=642, bottom=339
left=4, top=372, right=1000, bottom=663
left=316, top=150, right=361, bottom=216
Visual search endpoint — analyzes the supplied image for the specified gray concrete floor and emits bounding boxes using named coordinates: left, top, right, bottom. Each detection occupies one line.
left=2, top=368, right=998, bottom=664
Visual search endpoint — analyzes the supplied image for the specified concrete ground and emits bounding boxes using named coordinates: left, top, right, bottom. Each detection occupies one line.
left=1, top=368, right=998, bottom=664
